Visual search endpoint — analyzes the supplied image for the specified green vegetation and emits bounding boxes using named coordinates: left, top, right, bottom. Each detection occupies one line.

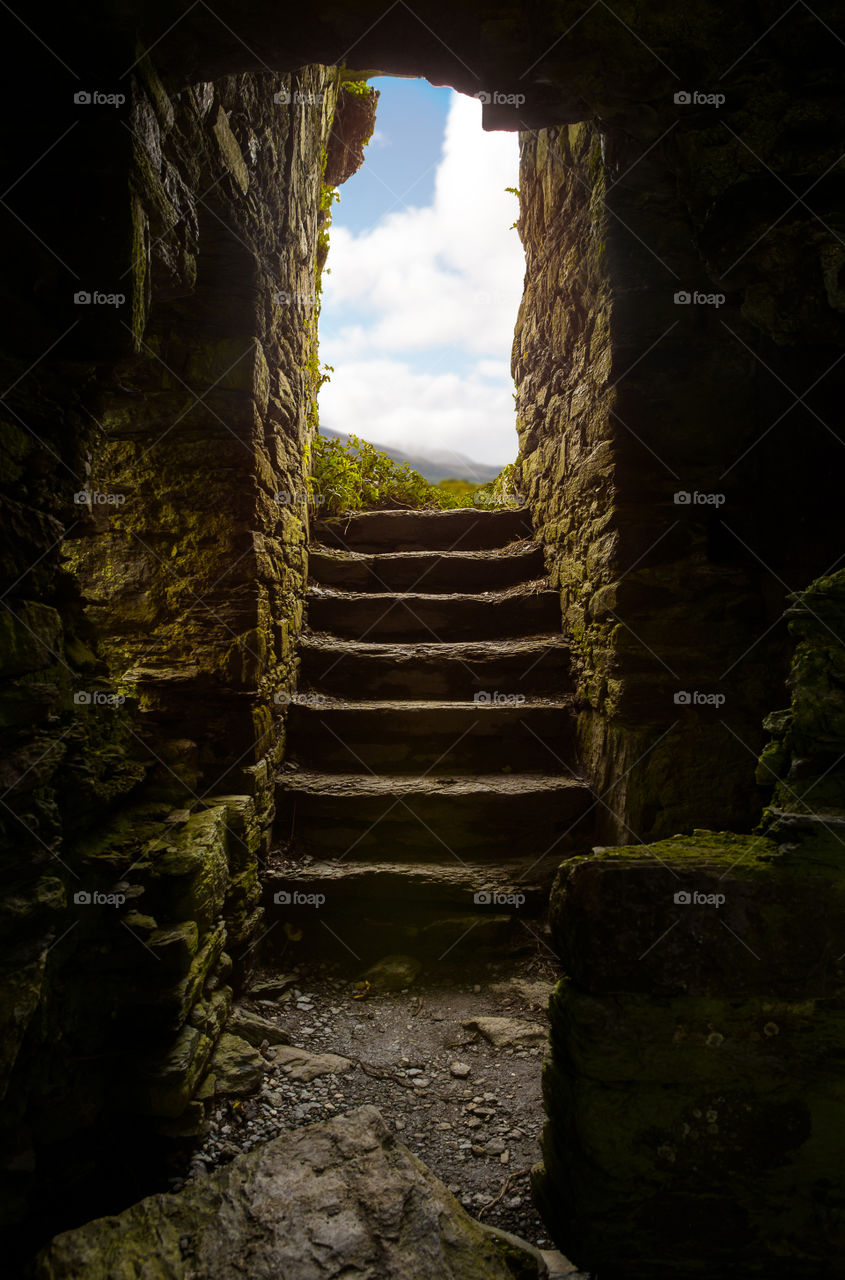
left=308, top=433, right=523, bottom=515
left=340, top=78, right=373, bottom=97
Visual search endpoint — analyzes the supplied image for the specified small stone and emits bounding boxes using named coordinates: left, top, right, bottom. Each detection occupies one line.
left=362, top=954, right=422, bottom=992
left=500, top=1150, right=510, bottom=1165
left=450, top=1062, right=471, bottom=1079
left=249, top=975, right=297, bottom=999
left=208, top=1034, right=267, bottom=1097
left=462, top=1016, right=546, bottom=1048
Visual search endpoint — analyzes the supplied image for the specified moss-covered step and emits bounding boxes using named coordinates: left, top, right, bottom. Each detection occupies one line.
left=311, top=506, right=532, bottom=553
left=300, top=634, right=573, bottom=701
left=307, top=542, right=545, bottom=594
left=286, top=697, right=576, bottom=773
left=549, top=830, right=845, bottom=998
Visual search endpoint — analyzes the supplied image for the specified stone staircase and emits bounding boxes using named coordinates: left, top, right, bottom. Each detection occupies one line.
left=269, top=507, right=594, bottom=960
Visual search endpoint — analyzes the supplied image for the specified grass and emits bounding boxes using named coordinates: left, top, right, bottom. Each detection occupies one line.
left=308, top=432, right=523, bottom=516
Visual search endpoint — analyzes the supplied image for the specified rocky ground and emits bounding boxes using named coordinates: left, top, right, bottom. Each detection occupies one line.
left=174, top=950, right=588, bottom=1278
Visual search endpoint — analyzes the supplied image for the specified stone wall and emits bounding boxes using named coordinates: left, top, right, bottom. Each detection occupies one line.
left=514, top=73, right=845, bottom=839
left=533, top=568, right=845, bottom=1276
left=0, top=56, right=373, bottom=1248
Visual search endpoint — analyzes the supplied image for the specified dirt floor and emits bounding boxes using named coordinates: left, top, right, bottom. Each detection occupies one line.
left=178, top=948, right=588, bottom=1277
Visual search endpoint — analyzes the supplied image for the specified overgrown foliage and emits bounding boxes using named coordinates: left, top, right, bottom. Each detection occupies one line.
left=308, top=432, right=523, bottom=515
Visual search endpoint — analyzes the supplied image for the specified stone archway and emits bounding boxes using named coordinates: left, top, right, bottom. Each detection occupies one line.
left=3, top=3, right=845, bottom=1274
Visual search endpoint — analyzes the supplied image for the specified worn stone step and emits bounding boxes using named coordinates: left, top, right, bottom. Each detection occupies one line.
left=261, top=904, right=523, bottom=962
left=300, top=634, right=573, bottom=701
left=307, top=542, right=545, bottom=595
left=265, top=855, right=568, bottom=913
left=261, top=857, right=570, bottom=960
left=306, top=584, right=561, bottom=642
left=286, top=698, right=575, bottom=773
left=276, top=771, right=593, bottom=860
left=311, top=506, right=532, bottom=553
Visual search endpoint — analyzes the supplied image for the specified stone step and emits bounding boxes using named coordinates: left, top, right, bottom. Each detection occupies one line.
left=261, top=857, right=568, bottom=959
left=306, top=584, right=561, bottom=642
left=299, top=634, right=573, bottom=701
left=265, top=855, right=568, bottom=913
left=311, top=506, right=532, bottom=553
left=276, top=771, right=593, bottom=860
left=286, top=698, right=575, bottom=773
left=307, top=542, right=545, bottom=595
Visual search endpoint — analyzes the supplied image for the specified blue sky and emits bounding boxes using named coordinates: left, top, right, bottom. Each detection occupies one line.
left=333, top=78, right=450, bottom=233
left=318, top=78, right=523, bottom=467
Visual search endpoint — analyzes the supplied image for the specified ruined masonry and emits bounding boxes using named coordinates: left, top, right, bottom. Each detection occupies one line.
left=271, top=506, right=594, bottom=956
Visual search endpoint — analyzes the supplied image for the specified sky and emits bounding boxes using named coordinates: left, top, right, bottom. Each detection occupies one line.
left=317, top=78, right=524, bottom=468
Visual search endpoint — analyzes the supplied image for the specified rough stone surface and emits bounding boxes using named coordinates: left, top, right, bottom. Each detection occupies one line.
left=515, top=98, right=845, bottom=841
left=34, top=1106, right=546, bottom=1280
left=227, top=1006, right=291, bottom=1047
left=363, top=954, right=423, bottom=992
left=273, top=1044, right=353, bottom=1082
left=207, top=1033, right=267, bottom=1096
left=0, top=57, right=371, bottom=1248
left=463, top=1018, right=548, bottom=1049
left=536, top=572, right=845, bottom=1277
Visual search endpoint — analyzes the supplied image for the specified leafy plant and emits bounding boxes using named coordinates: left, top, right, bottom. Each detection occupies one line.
left=308, top=433, right=523, bottom=516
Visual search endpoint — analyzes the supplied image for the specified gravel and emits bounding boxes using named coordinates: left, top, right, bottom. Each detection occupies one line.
left=178, top=953, right=562, bottom=1249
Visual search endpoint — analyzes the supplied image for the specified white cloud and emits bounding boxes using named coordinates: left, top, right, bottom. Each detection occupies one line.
left=319, top=359, right=517, bottom=465
left=318, top=92, right=523, bottom=466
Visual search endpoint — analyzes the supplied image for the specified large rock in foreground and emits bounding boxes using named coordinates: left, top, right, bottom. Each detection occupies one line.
left=35, top=1106, right=545, bottom=1280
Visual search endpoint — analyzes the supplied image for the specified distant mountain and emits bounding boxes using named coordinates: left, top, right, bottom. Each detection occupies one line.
left=319, top=427, right=504, bottom=484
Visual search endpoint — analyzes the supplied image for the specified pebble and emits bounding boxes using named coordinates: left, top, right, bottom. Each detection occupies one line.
left=183, top=964, right=550, bottom=1249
